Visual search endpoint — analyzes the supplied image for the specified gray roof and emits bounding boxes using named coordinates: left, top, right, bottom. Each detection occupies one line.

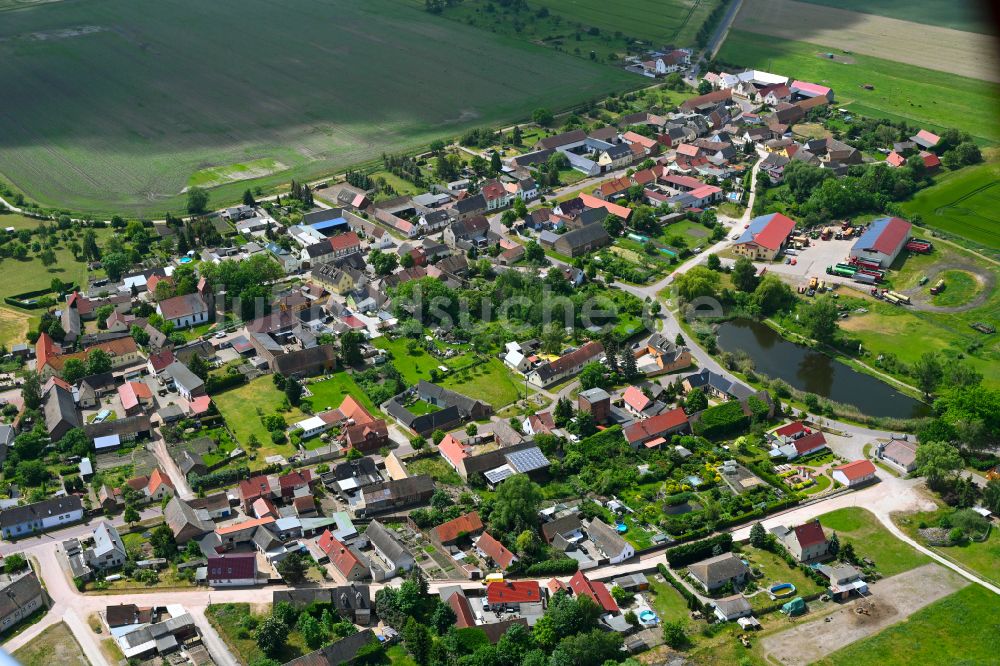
left=165, top=360, right=204, bottom=393
left=688, top=552, right=749, bottom=586
left=554, top=223, right=610, bottom=251
left=505, top=447, right=551, bottom=473
left=91, top=522, right=126, bottom=559
left=713, top=594, right=752, bottom=617
left=285, top=629, right=375, bottom=666
left=0, top=573, right=43, bottom=620
left=43, top=385, right=80, bottom=437
left=578, top=387, right=611, bottom=403
left=365, top=520, right=412, bottom=566
left=0, top=495, right=83, bottom=530
left=586, top=518, right=629, bottom=558
left=164, top=497, right=213, bottom=540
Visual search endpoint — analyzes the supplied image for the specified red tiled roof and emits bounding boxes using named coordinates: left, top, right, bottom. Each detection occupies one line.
left=339, top=395, right=374, bottom=425
left=833, top=459, right=876, bottom=481
left=216, top=516, right=275, bottom=535
left=448, top=591, right=476, bottom=628
left=329, top=231, right=361, bottom=252
left=278, top=469, right=313, bottom=491
left=632, top=168, right=656, bottom=186
left=207, top=553, right=256, bottom=581
left=569, top=570, right=619, bottom=614
left=793, top=520, right=827, bottom=549
left=793, top=430, right=827, bottom=455
left=548, top=341, right=604, bottom=375
left=622, top=131, right=657, bottom=149
left=791, top=80, right=831, bottom=97
left=481, top=179, right=507, bottom=202
left=252, top=497, right=278, bottom=518
left=661, top=174, right=704, bottom=190
left=293, top=495, right=315, bottom=512
left=914, top=129, right=940, bottom=146
left=749, top=212, right=796, bottom=251
left=579, top=193, right=631, bottom=220
left=675, top=143, right=700, bottom=157
left=478, top=532, right=517, bottom=570
left=238, top=476, right=273, bottom=502
left=189, top=395, right=212, bottom=414
left=118, top=381, right=151, bottom=411
left=623, top=407, right=689, bottom=444
left=147, top=468, right=174, bottom=495
left=487, top=580, right=541, bottom=605
left=438, top=433, right=470, bottom=468
left=599, top=176, right=632, bottom=198
left=148, top=349, right=176, bottom=372
left=622, top=386, right=651, bottom=413
left=885, top=151, right=905, bottom=167
left=320, top=530, right=363, bottom=577
left=431, top=511, right=483, bottom=544
left=36, top=332, right=57, bottom=370
left=920, top=151, right=941, bottom=169
left=774, top=421, right=807, bottom=438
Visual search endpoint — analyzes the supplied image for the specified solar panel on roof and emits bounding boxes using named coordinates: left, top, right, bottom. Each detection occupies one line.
left=506, top=447, right=550, bottom=473
left=484, top=465, right=516, bottom=484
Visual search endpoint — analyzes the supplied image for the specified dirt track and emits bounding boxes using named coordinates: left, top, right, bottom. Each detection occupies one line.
left=734, top=0, right=1000, bottom=82
left=760, top=563, right=967, bottom=666
left=902, top=261, right=994, bottom=313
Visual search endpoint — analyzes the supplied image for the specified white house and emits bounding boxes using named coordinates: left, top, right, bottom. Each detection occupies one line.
left=156, top=293, right=210, bottom=330
left=366, top=520, right=415, bottom=579
left=586, top=518, right=634, bottom=564
left=0, top=496, right=84, bottom=539
left=85, top=522, right=127, bottom=570
left=831, top=460, right=877, bottom=488
left=206, top=553, right=257, bottom=587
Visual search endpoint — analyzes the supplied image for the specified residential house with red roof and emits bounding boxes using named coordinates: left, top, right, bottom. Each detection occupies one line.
left=344, top=419, right=389, bottom=454
left=444, top=589, right=477, bottom=628
left=118, top=381, right=153, bottom=416
left=831, top=460, right=877, bottom=488
left=206, top=552, right=257, bottom=587
left=850, top=216, right=912, bottom=267
left=623, top=408, right=690, bottom=449
left=318, top=529, right=369, bottom=581
left=430, top=512, right=484, bottom=547
left=568, top=570, right=619, bottom=614
left=475, top=532, right=517, bottom=571
left=579, top=193, right=632, bottom=220
left=918, top=151, right=941, bottom=171
left=622, top=385, right=654, bottom=417
left=146, top=349, right=176, bottom=376
left=278, top=470, right=314, bottom=501
left=885, top=151, right=906, bottom=168
left=485, top=580, right=541, bottom=611
left=527, top=341, right=604, bottom=388
left=146, top=468, right=175, bottom=502
left=238, top=476, right=278, bottom=512
left=772, top=520, right=829, bottom=562
left=38, top=337, right=141, bottom=379
left=733, top=212, right=797, bottom=261
left=481, top=179, right=513, bottom=211
left=774, top=429, right=827, bottom=460
left=329, top=232, right=361, bottom=258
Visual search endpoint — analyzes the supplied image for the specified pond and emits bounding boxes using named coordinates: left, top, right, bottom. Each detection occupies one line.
left=716, top=319, right=931, bottom=419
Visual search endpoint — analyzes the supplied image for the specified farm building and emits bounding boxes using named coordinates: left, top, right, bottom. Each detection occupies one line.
left=732, top=213, right=796, bottom=261
left=831, top=460, right=877, bottom=488
left=850, top=217, right=912, bottom=267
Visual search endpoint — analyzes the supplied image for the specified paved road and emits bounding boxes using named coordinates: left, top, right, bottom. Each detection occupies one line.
left=707, top=0, right=746, bottom=59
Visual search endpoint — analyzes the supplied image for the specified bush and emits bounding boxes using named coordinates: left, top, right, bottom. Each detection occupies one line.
left=522, top=558, right=579, bottom=576
left=665, top=533, right=733, bottom=568
left=693, top=400, right=750, bottom=439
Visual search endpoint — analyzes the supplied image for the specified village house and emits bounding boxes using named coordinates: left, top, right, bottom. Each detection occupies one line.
left=831, top=460, right=877, bottom=488
left=476, top=531, right=518, bottom=570
left=318, top=530, right=369, bottom=581
left=632, top=333, right=692, bottom=376
left=0, top=496, right=84, bottom=539
left=0, top=573, right=45, bottom=633
left=732, top=212, right=796, bottom=261
left=578, top=387, right=611, bottom=424
left=623, top=408, right=690, bottom=449
left=585, top=518, right=634, bottom=564
left=772, top=520, right=830, bottom=562
left=156, top=293, right=210, bottom=330
left=485, top=580, right=541, bottom=612
left=365, top=520, right=415, bottom=580
left=877, top=438, right=918, bottom=473
left=206, top=552, right=258, bottom=587
left=687, top=552, right=750, bottom=592
left=527, top=341, right=604, bottom=388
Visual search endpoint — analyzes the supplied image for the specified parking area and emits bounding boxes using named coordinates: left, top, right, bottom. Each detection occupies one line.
left=762, top=238, right=857, bottom=287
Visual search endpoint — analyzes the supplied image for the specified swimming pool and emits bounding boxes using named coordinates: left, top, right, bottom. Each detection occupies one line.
left=179, top=256, right=193, bottom=264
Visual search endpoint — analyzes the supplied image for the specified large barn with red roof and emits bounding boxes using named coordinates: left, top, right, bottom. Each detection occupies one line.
left=733, top=212, right=797, bottom=261
left=850, top=217, right=912, bottom=267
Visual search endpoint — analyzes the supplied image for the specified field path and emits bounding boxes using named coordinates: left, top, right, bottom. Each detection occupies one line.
left=901, top=261, right=995, bottom=313
left=734, top=0, right=1000, bottom=82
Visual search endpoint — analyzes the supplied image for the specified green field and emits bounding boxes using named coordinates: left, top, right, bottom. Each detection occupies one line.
left=12, top=622, right=89, bottom=666
left=813, top=584, right=1000, bottom=666
left=717, top=30, right=1000, bottom=144
left=441, top=357, right=526, bottom=409
left=798, top=0, right=991, bottom=34
left=0, top=0, right=634, bottom=217
left=306, top=372, right=377, bottom=414
left=819, top=507, right=930, bottom=577
left=530, top=0, right=721, bottom=45
left=373, top=337, right=479, bottom=385
left=930, top=270, right=981, bottom=307
left=212, top=376, right=307, bottom=463
left=902, top=160, right=1000, bottom=249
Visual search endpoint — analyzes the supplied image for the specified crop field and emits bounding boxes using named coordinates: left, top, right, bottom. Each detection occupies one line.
left=902, top=160, right=1000, bottom=250
left=529, top=0, right=722, bottom=45
left=0, top=0, right=634, bottom=217
left=796, top=0, right=991, bottom=34
left=813, top=584, right=1000, bottom=666
left=718, top=30, right=1000, bottom=144
left=733, top=0, right=1000, bottom=82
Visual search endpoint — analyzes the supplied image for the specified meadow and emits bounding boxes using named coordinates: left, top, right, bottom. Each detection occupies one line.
left=12, top=622, right=89, bottom=666
left=717, top=30, right=1000, bottom=144
left=819, top=507, right=930, bottom=577
left=902, top=159, right=1000, bottom=250
left=813, top=584, right=1000, bottom=666
left=797, top=0, right=991, bottom=34
left=0, top=0, right=634, bottom=217
left=528, top=0, right=721, bottom=45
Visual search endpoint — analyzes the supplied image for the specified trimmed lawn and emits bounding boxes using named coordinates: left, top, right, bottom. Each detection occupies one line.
left=645, top=576, right=690, bottom=622
left=373, top=336, right=477, bottom=385
left=12, top=622, right=89, bottom=666
left=740, top=547, right=825, bottom=610
left=212, top=376, right=307, bottom=462
left=305, top=372, right=376, bottom=413
left=441, top=358, right=526, bottom=409
left=802, top=472, right=832, bottom=495
left=819, top=507, right=930, bottom=577
left=813, top=584, right=1000, bottom=666
left=718, top=30, right=1000, bottom=144
left=405, top=455, right=463, bottom=486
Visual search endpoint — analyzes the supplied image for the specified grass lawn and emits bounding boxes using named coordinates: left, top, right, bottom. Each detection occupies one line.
left=812, top=584, right=1000, bottom=666
left=930, top=269, right=981, bottom=307
left=658, top=218, right=712, bottom=249
left=741, top=546, right=825, bottom=610
left=901, top=159, right=1000, bottom=249
left=406, top=399, right=440, bottom=416
left=0, top=0, right=634, bottom=216
left=802, top=472, right=832, bottom=495
left=717, top=30, right=1000, bottom=144
left=12, top=622, right=89, bottom=666
left=305, top=371, right=377, bottom=413
left=406, top=455, right=463, bottom=486
left=373, top=336, right=478, bottom=385
left=207, top=603, right=309, bottom=665
left=386, top=644, right=419, bottom=666
left=645, top=576, right=691, bottom=622
left=369, top=170, right=422, bottom=198
left=212, top=377, right=307, bottom=462
left=441, top=358, right=526, bottom=409
left=796, top=0, right=991, bottom=33
left=895, top=508, right=1000, bottom=587
left=819, top=507, right=929, bottom=577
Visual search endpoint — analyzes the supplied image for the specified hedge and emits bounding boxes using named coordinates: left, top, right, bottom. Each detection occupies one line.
left=205, top=373, right=247, bottom=394
left=692, top=400, right=749, bottom=439
left=666, top=532, right=733, bottom=568
left=656, top=563, right=704, bottom=612
left=522, top=558, right=579, bottom=576
left=190, top=465, right=249, bottom=492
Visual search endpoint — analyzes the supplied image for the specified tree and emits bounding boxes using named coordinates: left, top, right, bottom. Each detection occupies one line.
left=550, top=629, right=624, bottom=666
left=431, top=429, right=446, bottom=444
left=620, top=348, right=640, bottom=382
left=684, top=388, right=708, bottom=413
left=731, top=256, right=758, bottom=292
left=187, top=353, right=210, bottom=382
left=369, top=249, right=399, bottom=276
left=524, top=240, right=545, bottom=263
left=698, top=79, right=713, bottom=95
left=87, top=349, right=112, bottom=375
left=675, top=333, right=684, bottom=346
left=242, top=189, right=256, bottom=206
left=554, top=397, right=574, bottom=427
left=661, top=620, right=689, bottom=649
left=915, top=440, right=963, bottom=485
left=532, top=108, right=554, bottom=126
left=20, top=370, right=42, bottom=411
left=983, top=479, right=1000, bottom=514
left=490, top=151, right=503, bottom=174
left=254, top=615, right=289, bottom=657
left=39, top=249, right=56, bottom=268
left=403, top=617, right=431, bottom=666
left=801, top=295, right=839, bottom=344
left=602, top=215, right=623, bottom=237
left=297, top=613, right=325, bottom=649
left=17, top=460, right=48, bottom=486
left=284, top=377, right=303, bottom=406
left=490, top=474, right=542, bottom=536
left=187, top=187, right=209, bottom=215
left=150, top=525, right=178, bottom=559
left=61, top=358, right=88, bottom=385
left=123, top=504, right=140, bottom=526
left=102, top=251, right=130, bottom=282
left=276, top=552, right=307, bottom=584
left=579, top=362, right=607, bottom=390
left=911, top=352, right=944, bottom=398
left=673, top=266, right=720, bottom=302
left=339, top=330, right=364, bottom=366
left=430, top=600, right=456, bottom=635
left=3, top=554, right=27, bottom=574
left=749, top=522, right=768, bottom=549
left=828, top=532, right=840, bottom=558
left=82, top=230, right=100, bottom=261
left=706, top=254, right=722, bottom=271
